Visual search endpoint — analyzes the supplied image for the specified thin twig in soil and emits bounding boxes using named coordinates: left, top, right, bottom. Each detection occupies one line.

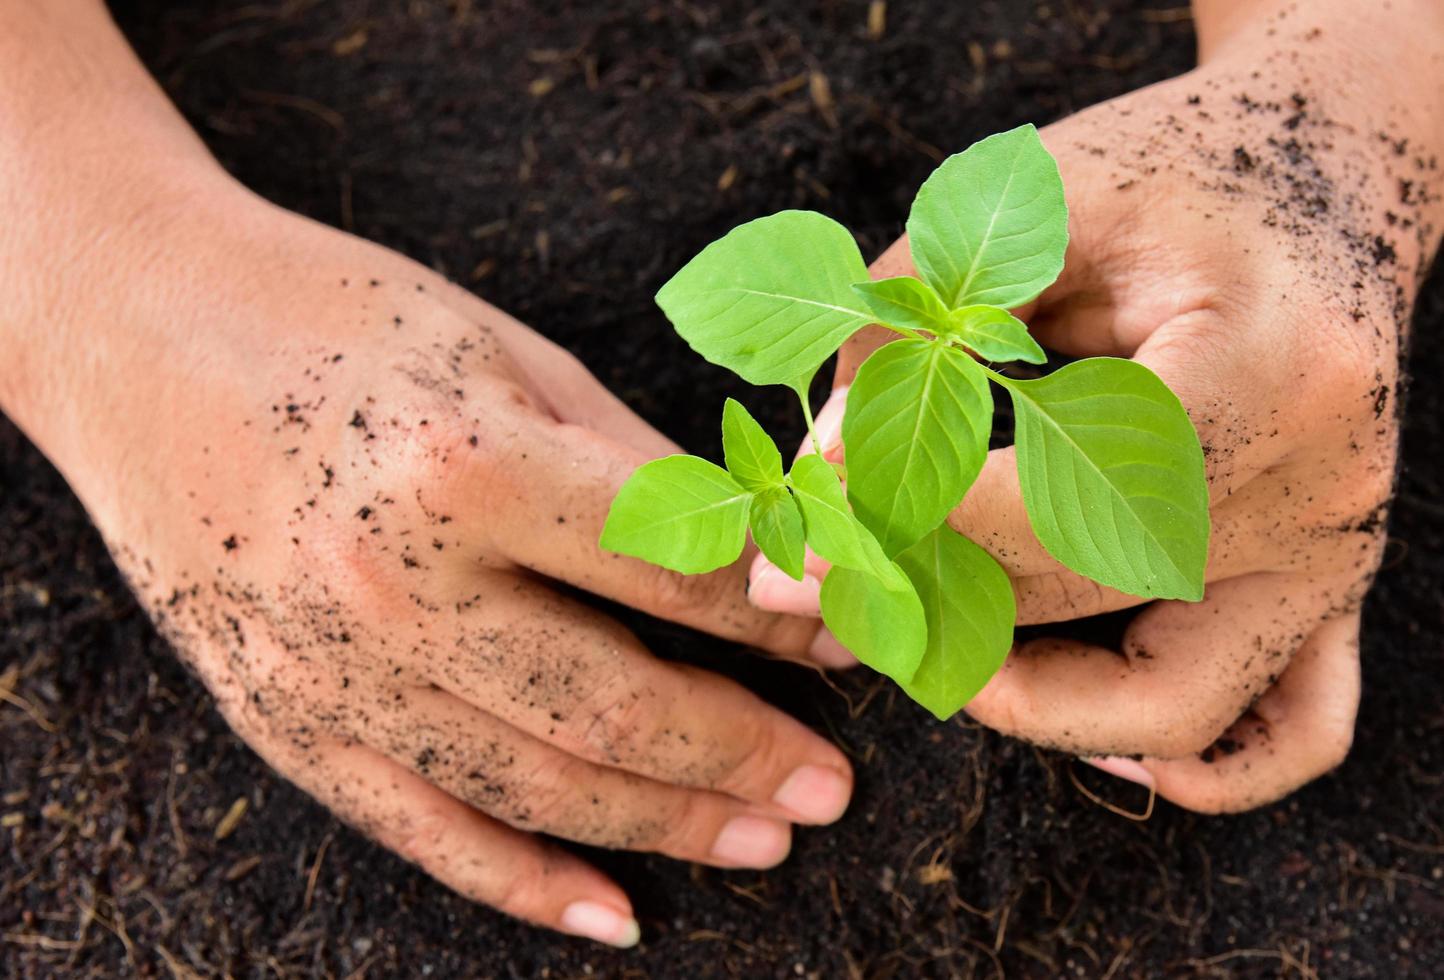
left=1068, top=761, right=1156, bottom=821
left=303, top=832, right=333, bottom=912
left=0, top=687, right=58, bottom=732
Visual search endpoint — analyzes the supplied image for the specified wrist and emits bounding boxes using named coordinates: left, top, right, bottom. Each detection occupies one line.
left=0, top=0, right=245, bottom=470
left=1193, top=0, right=1444, bottom=159
left=1191, top=0, right=1444, bottom=268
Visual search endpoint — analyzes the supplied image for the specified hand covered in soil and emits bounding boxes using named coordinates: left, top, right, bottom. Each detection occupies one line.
left=751, top=0, right=1444, bottom=813
left=0, top=6, right=855, bottom=946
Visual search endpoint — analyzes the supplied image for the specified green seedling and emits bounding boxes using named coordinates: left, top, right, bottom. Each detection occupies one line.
left=601, top=125, right=1210, bottom=719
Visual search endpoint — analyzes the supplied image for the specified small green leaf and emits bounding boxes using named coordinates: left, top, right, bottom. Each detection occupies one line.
left=750, top=487, right=806, bottom=581
left=843, top=339, right=992, bottom=556
left=600, top=455, right=752, bottom=575
left=851, top=277, right=952, bottom=335
left=788, top=454, right=905, bottom=590
left=949, top=305, right=1047, bottom=365
left=896, top=528, right=1016, bottom=720
left=907, top=124, right=1068, bottom=309
left=1000, top=358, right=1209, bottom=600
left=819, top=564, right=927, bottom=684
left=722, top=398, right=784, bottom=491
left=657, top=210, right=872, bottom=391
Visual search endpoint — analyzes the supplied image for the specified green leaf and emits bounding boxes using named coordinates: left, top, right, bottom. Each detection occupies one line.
left=896, top=528, right=1016, bottom=720
left=600, top=455, right=752, bottom=575
left=907, top=124, right=1068, bottom=309
left=656, top=210, right=872, bottom=390
left=787, top=454, right=905, bottom=590
left=721, top=398, right=784, bottom=491
left=851, top=277, right=952, bottom=335
left=842, top=339, right=992, bottom=556
left=819, top=564, right=927, bottom=684
left=949, top=305, right=1047, bottom=365
left=749, top=487, right=806, bottom=581
left=1000, top=358, right=1209, bottom=600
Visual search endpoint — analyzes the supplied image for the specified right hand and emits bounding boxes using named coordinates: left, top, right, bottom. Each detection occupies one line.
left=748, top=0, right=1444, bottom=814
left=3, top=170, right=855, bottom=945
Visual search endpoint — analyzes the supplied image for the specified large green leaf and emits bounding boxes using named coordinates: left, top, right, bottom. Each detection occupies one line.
left=787, top=454, right=905, bottom=590
left=656, top=210, right=871, bottom=390
left=749, top=487, right=806, bottom=581
left=721, top=398, right=784, bottom=491
left=1001, top=358, right=1209, bottom=600
left=842, top=339, right=992, bottom=556
left=600, top=455, right=752, bottom=575
left=949, top=305, right=1047, bottom=365
left=906, top=124, right=1068, bottom=309
left=819, top=564, right=927, bottom=684
left=897, top=528, right=1016, bottom=719
left=851, top=277, right=952, bottom=336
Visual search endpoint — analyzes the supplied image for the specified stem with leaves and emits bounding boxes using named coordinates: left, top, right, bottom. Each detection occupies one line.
left=601, top=125, right=1210, bottom=719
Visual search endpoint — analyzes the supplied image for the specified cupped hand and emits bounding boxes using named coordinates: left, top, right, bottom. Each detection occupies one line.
left=15, top=189, right=858, bottom=945
left=751, top=25, right=1442, bottom=813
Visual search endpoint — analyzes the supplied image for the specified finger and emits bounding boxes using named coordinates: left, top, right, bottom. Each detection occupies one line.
left=747, top=549, right=831, bottom=616
left=251, top=732, right=641, bottom=947
left=1011, top=473, right=1304, bottom=624
left=744, top=458, right=1281, bottom=625
left=412, top=570, right=854, bottom=823
left=968, top=570, right=1351, bottom=759
left=369, top=684, right=798, bottom=870
left=1088, top=611, right=1362, bottom=813
left=478, top=406, right=836, bottom=665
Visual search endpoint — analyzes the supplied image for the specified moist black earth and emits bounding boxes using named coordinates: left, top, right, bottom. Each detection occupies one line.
left=3, top=2, right=1443, bottom=977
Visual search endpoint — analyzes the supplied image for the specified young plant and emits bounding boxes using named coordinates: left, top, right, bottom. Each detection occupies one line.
left=601, top=125, right=1209, bottom=719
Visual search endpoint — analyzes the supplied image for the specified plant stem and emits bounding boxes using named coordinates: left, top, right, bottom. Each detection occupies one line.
left=982, top=366, right=1015, bottom=388
left=798, top=388, right=825, bottom=459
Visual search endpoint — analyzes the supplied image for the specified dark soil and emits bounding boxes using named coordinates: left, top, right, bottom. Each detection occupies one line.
left=4, top=2, right=1443, bottom=977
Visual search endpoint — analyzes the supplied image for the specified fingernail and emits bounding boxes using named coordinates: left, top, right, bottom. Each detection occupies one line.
left=808, top=628, right=860, bottom=669
left=1084, top=756, right=1155, bottom=789
left=749, top=565, right=822, bottom=615
left=813, top=386, right=849, bottom=459
left=560, top=901, right=641, bottom=948
left=773, top=765, right=852, bottom=824
left=711, top=815, right=792, bottom=868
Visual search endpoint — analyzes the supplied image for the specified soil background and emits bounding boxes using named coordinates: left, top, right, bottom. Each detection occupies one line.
left=4, top=1, right=1443, bottom=977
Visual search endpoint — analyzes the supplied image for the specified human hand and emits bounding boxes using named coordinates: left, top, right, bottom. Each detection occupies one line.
left=750, top=0, right=1444, bottom=813
left=0, top=2, right=858, bottom=938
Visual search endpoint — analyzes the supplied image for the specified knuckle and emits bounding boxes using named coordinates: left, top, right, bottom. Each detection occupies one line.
left=401, top=415, right=492, bottom=507
left=505, top=757, right=582, bottom=830
left=487, top=869, right=545, bottom=920
left=651, top=793, right=707, bottom=857
left=1141, top=699, right=1232, bottom=760
left=215, top=643, right=343, bottom=749
left=1034, top=571, right=1109, bottom=620
left=1303, top=328, right=1377, bottom=411
left=395, top=808, right=452, bottom=864
left=567, top=673, right=662, bottom=765
left=325, top=531, right=413, bottom=616
left=644, top=563, right=733, bottom=620
left=714, top=721, right=784, bottom=797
